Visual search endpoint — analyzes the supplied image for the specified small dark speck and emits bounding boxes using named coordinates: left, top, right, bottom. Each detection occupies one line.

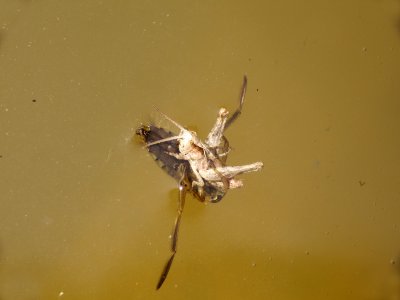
left=313, top=160, right=320, bottom=168
left=256, top=88, right=259, bottom=92
left=32, top=99, right=37, bottom=102
left=359, top=181, right=366, bottom=187
left=248, top=58, right=252, bottom=62
left=0, top=155, right=2, bottom=158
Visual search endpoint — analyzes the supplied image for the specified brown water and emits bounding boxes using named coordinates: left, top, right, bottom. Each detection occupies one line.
left=1, top=1, right=400, bottom=299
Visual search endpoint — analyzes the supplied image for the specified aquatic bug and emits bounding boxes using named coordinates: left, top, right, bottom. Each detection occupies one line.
left=136, top=76, right=263, bottom=289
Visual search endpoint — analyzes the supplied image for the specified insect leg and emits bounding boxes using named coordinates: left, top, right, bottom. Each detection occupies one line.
left=199, top=162, right=263, bottom=181
left=225, top=75, right=247, bottom=129
left=171, top=169, right=187, bottom=253
left=205, top=108, right=229, bottom=148
left=156, top=165, right=187, bottom=290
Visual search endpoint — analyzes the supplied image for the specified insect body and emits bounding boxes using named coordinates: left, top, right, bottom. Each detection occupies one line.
left=136, top=76, right=263, bottom=289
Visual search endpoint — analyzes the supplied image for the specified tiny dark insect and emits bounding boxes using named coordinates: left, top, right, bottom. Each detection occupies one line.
left=136, top=76, right=263, bottom=289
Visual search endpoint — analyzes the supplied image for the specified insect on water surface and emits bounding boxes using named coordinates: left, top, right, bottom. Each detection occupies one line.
left=136, top=76, right=263, bottom=289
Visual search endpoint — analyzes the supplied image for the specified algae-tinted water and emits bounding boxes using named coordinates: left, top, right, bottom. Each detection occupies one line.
left=1, top=1, right=400, bottom=299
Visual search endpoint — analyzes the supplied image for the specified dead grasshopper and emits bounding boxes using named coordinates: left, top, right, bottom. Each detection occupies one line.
left=136, top=76, right=263, bottom=289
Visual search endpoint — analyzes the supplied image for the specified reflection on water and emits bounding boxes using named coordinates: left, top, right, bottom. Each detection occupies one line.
left=1, top=0, right=400, bottom=299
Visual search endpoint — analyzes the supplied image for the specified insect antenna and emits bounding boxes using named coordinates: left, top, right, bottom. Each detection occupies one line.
left=155, top=108, right=187, bottom=132
left=145, top=135, right=182, bottom=148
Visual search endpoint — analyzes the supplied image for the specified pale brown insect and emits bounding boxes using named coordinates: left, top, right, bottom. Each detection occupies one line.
left=136, top=76, right=263, bottom=289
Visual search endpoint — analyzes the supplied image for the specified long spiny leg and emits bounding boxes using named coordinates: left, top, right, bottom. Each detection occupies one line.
left=156, top=165, right=187, bottom=290
left=171, top=173, right=186, bottom=253
left=225, top=75, right=247, bottom=129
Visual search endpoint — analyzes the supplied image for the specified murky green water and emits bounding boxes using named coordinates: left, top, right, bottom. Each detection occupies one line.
left=1, top=1, right=400, bottom=299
